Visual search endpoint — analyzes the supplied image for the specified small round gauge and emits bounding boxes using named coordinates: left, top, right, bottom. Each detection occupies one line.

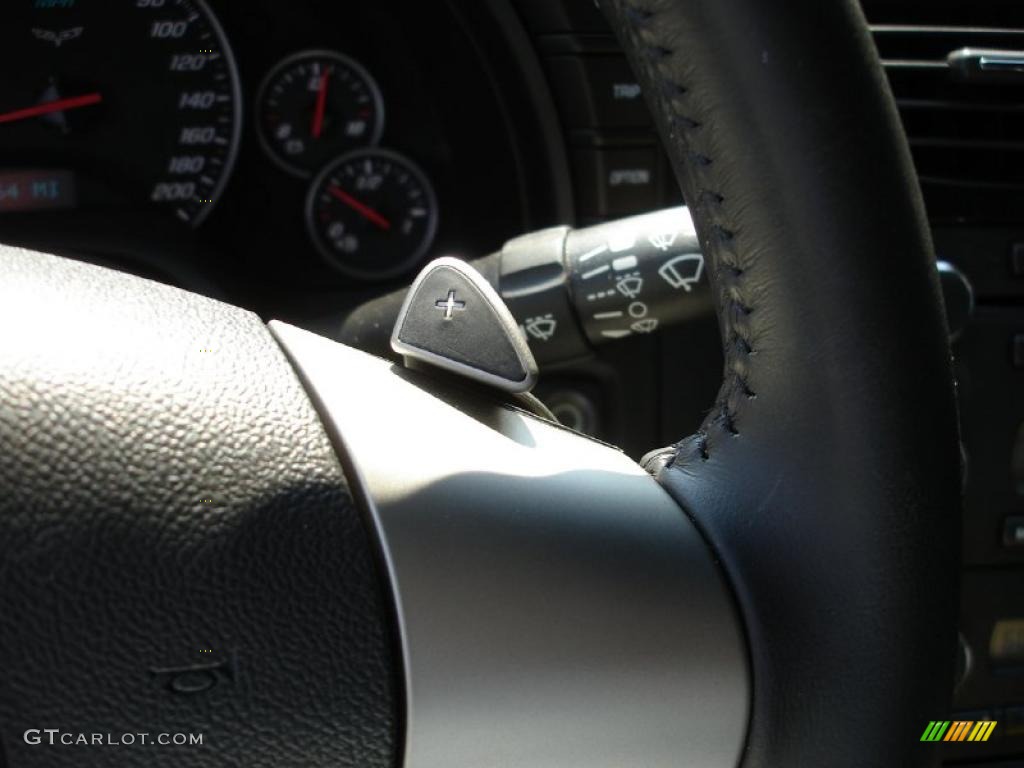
left=257, top=50, right=384, bottom=177
left=306, top=148, right=438, bottom=280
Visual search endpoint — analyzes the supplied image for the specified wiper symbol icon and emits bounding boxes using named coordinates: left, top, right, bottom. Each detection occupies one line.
left=657, top=253, right=704, bottom=292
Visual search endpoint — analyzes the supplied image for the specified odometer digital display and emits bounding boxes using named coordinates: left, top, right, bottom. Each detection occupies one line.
left=0, top=0, right=241, bottom=227
left=0, top=169, right=76, bottom=212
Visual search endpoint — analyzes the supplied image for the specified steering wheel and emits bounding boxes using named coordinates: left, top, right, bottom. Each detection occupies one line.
left=0, top=0, right=960, bottom=766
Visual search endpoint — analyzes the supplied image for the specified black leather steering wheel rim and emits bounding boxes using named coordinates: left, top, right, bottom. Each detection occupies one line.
left=602, top=0, right=961, bottom=765
left=0, top=1, right=961, bottom=767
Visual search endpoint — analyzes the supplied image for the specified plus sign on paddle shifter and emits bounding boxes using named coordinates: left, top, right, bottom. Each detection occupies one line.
left=434, top=290, right=466, bottom=320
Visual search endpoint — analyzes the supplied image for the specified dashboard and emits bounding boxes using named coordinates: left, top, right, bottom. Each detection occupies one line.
left=0, top=0, right=563, bottom=312
left=1, top=1, right=1023, bottom=763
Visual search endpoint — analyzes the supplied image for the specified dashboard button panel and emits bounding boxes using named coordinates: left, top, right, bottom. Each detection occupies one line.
left=547, top=56, right=649, bottom=129
left=571, top=147, right=664, bottom=218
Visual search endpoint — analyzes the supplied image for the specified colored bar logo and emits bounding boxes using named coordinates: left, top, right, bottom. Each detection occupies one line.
left=920, top=720, right=997, bottom=742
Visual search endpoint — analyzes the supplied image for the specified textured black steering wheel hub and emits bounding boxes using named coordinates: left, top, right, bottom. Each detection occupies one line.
left=0, top=248, right=399, bottom=767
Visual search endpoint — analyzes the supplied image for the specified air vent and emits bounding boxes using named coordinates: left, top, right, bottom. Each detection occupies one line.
left=863, top=3, right=1024, bottom=224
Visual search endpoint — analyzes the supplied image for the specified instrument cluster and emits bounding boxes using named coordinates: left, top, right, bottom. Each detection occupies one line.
left=0, top=0, right=532, bottom=303
left=254, top=47, right=439, bottom=279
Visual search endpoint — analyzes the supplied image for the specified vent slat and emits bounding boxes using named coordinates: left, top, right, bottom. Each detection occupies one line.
left=919, top=175, right=1024, bottom=191
left=896, top=98, right=1024, bottom=114
left=881, top=60, right=949, bottom=69
left=910, top=137, right=1024, bottom=152
left=865, top=7, right=1024, bottom=223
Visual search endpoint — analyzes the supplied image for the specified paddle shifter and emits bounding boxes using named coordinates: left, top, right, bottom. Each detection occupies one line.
left=339, top=206, right=711, bottom=367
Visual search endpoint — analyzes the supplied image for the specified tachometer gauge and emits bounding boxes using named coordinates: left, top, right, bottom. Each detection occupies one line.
left=257, top=50, right=384, bottom=177
left=307, top=149, right=437, bottom=280
left=0, top=0, right=241, bottom=227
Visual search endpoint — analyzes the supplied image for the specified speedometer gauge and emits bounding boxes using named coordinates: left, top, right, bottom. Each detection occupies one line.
left=0, top=0, right=241, bottom=227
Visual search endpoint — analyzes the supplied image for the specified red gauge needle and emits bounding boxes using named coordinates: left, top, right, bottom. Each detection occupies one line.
left=0, top=92, right=102, bottom=125
left=310, top=70, right=329, bottom=139
left=328, top=186, right=391, bottom=231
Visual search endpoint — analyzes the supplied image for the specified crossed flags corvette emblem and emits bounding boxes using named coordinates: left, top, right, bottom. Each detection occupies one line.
left=32, top=27, right=84, bottom=48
